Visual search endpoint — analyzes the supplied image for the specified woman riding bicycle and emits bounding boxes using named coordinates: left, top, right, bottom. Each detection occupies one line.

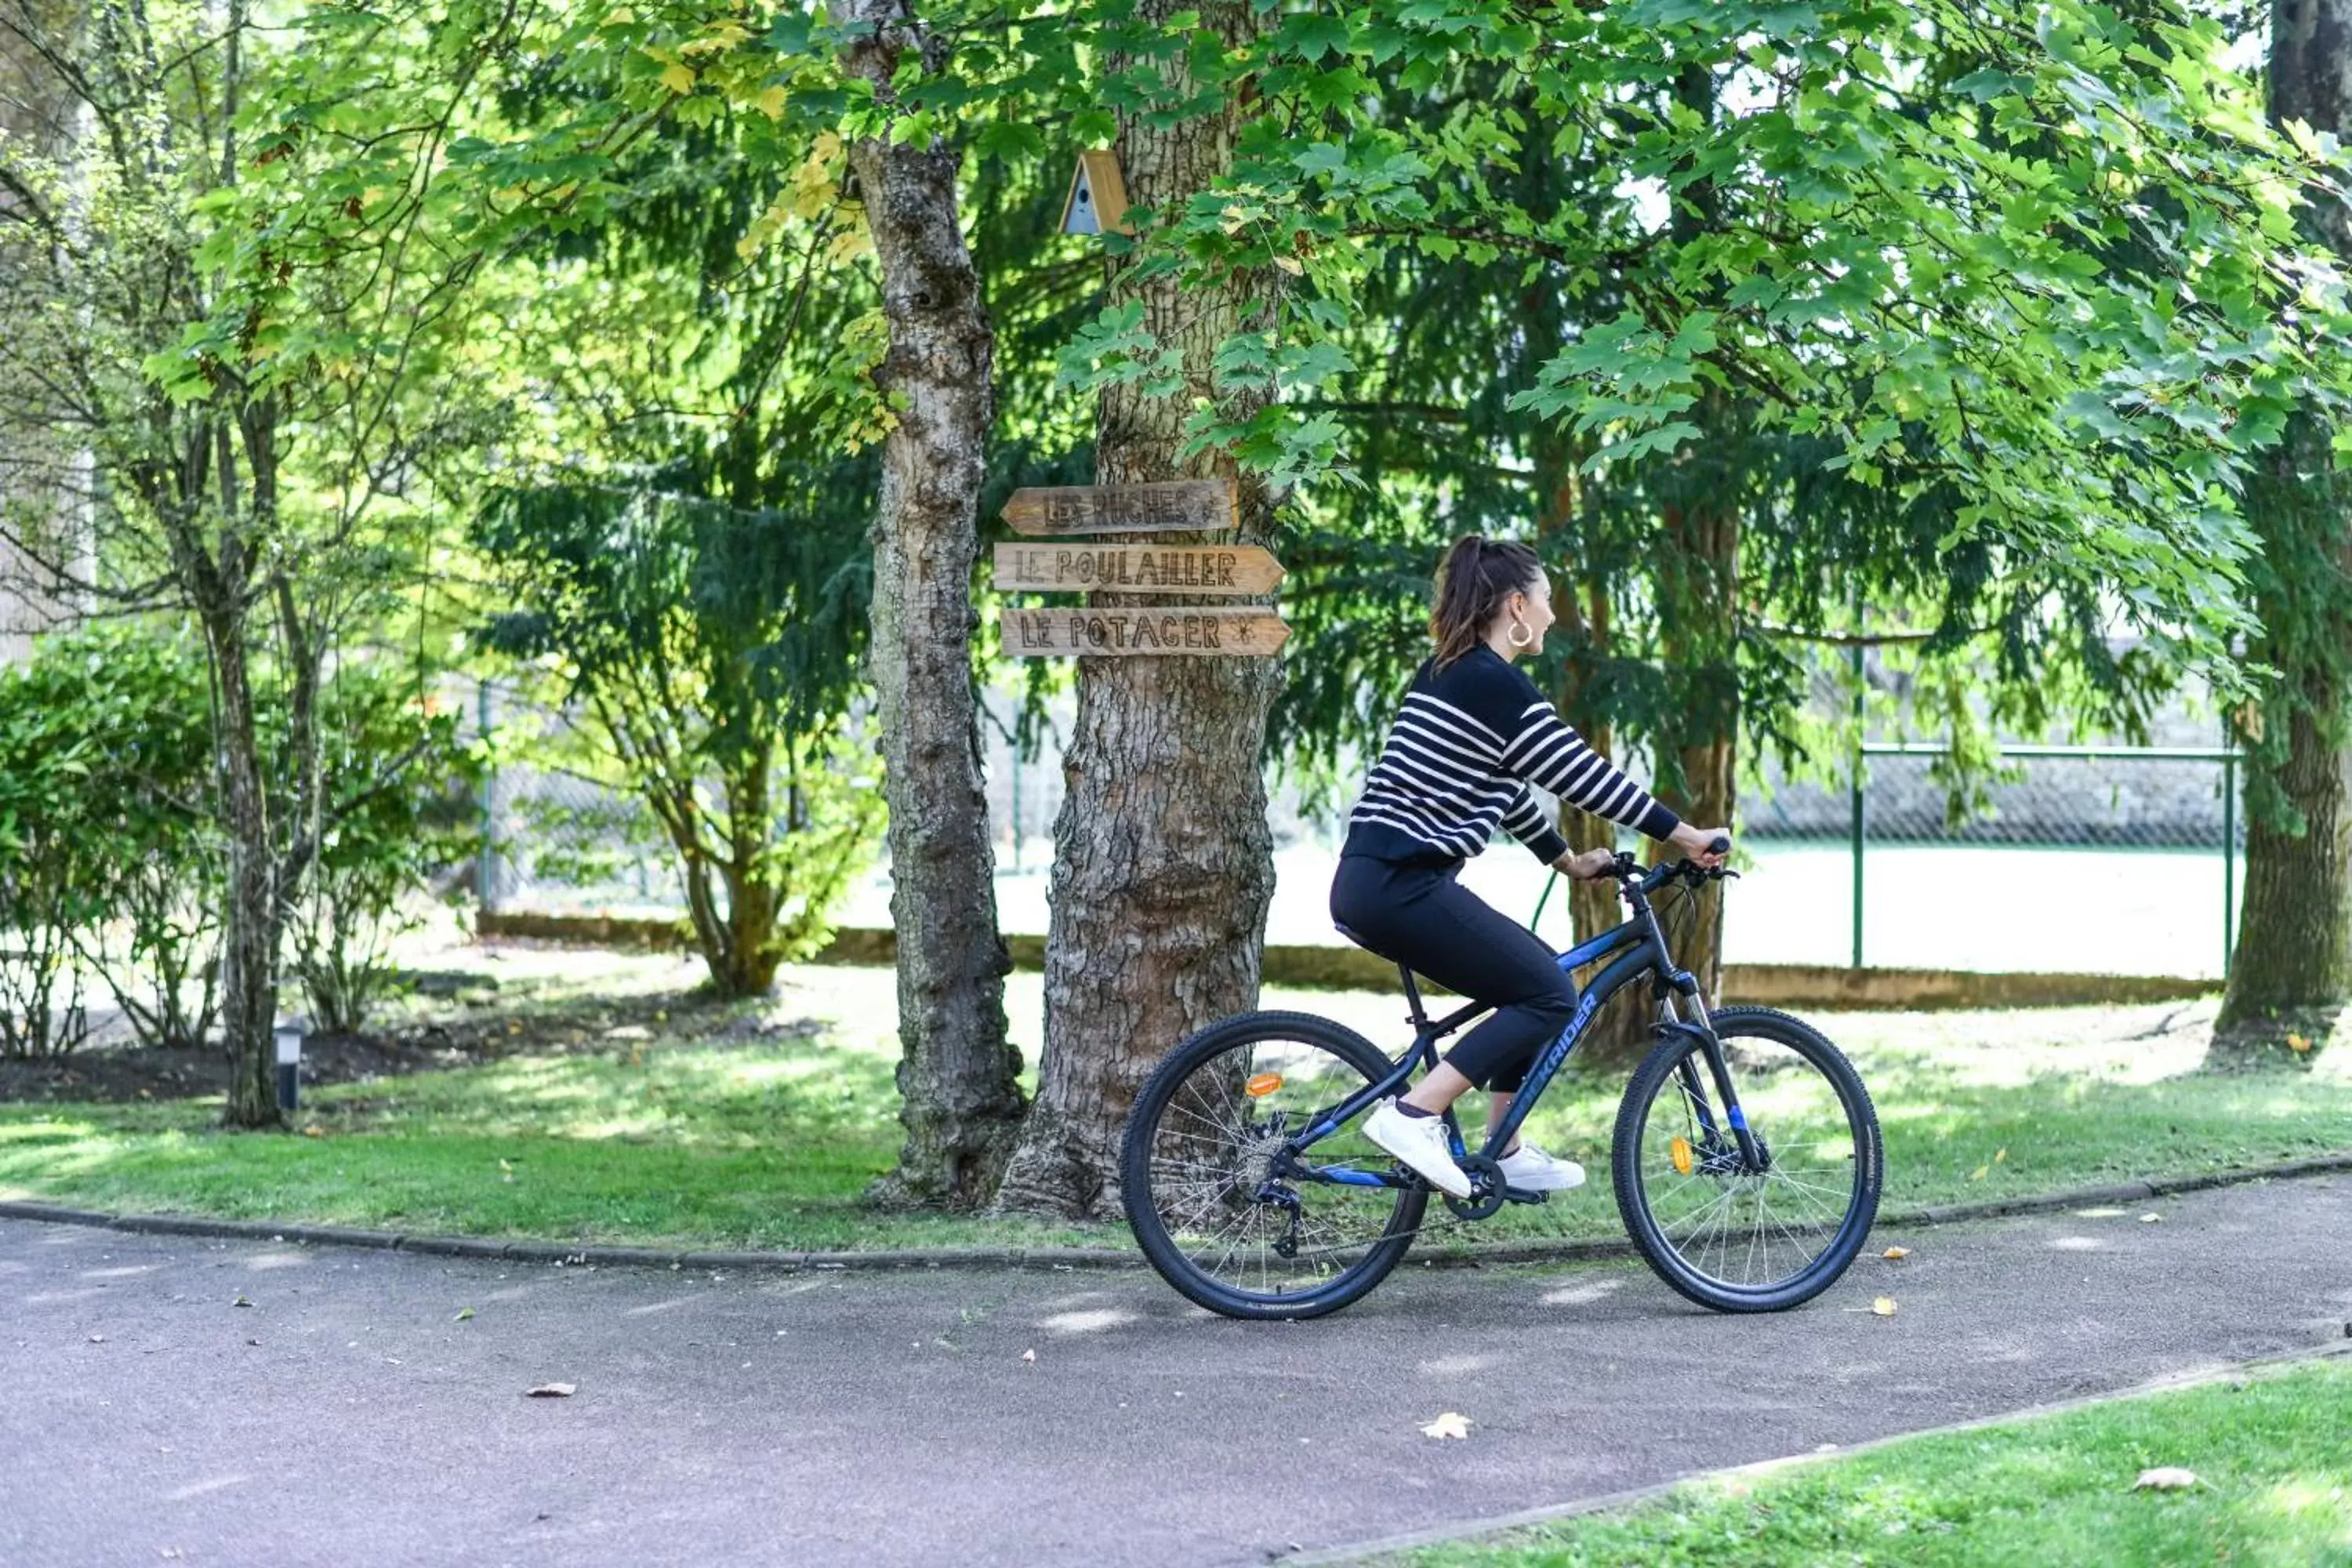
left=1334, top=535, right=1728, bottom=1201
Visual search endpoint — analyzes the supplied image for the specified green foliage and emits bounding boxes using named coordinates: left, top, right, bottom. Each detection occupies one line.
left=1055, top=0, right=2352, bottom=697
left=53, top=625, right=225, bottom=1053
left=0, top=643, right=110, bottom=1058
left=474, top=485, right=880, bottom=993
left=0, top=622, right=223, bottom=1055
left=292, top=670, right=481, bottom=1036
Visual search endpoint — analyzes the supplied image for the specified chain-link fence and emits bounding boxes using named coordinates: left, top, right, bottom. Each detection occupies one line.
left=477, top=670, right=2249, bottom=980
left=473, top=681, right=686, bottom=917
left=1741, top=742, right=2243, bottom=975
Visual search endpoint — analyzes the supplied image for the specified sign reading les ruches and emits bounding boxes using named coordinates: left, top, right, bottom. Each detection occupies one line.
left=1001, top=479, right=1236, bottom=536
left=1002, top=608, right=1290, bottom=658
left=990, top=543, right=1284, bottom=597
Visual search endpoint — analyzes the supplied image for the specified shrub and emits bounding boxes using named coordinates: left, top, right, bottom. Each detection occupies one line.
left=291, top=668, right=480, bottom=1036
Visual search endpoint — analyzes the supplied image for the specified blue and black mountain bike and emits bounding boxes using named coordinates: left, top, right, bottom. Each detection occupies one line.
left=1120, top=847, right=1883, bottom=1319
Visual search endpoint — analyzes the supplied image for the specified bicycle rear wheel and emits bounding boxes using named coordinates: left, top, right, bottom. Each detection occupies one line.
left=1612, top=1005, right=1882, bottom=1312
left=1120, top=1011, right=1425, bottom=1319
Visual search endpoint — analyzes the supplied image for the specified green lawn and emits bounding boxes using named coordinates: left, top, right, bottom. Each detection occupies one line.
left=1396, top=1354, right=2352, bottom=1568
left=1, top=960, right=2347, bottom=1252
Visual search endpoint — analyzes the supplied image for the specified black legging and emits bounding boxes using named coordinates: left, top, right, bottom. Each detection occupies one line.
left=1329, top=854, right=1575, bottom=1092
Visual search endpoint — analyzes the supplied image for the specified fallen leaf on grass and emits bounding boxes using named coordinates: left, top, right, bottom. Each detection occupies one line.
left=1882, top=1246, right=1911, bottom=1261
left=1872, top=1297, right=1898, bottom=1317
left=301, top=1126, right=325, bottom=1139
left=1994, top=1148, right=2006, bottom=1163
left=524, top=1383, right=575, bottom=1398
left=1969, top=1165, right=1990, bottom=1181
left=455, top=1308, right=476, bottom=1322
left=2288, top=1033, right=2311, bottom=1054
left=2134, top=1467, right=2198, bottom=1490
left=1421, top=1412, right=1471, bottom=1440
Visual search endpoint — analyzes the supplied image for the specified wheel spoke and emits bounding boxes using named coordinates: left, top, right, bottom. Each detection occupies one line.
left=1125, top=1021, right=1422, bottom=1314
left=1623, top=1019, right=1878, bottom=1307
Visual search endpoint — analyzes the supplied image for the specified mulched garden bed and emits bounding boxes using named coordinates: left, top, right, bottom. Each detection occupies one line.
left=0, top=969, right=819, bottom=1107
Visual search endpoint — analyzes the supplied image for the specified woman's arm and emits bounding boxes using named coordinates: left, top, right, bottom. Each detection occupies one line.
left=1498, top=699, right=1682, bottom=842
left=1498, top=782, right=1572, bottom=866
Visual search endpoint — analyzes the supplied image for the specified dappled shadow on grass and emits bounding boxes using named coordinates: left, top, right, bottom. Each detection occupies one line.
left=305, top=1037, right=906, bottom=1149
left=0, top=1040, right=1110, bottom=1253
left=1488, top=1048, right=2352, bottom=1243
left=5, top=1015, right=2351, bottom=1256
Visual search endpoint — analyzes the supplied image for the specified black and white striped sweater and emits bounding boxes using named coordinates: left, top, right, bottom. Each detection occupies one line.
left=1343, top=645, right=1680, bottom=866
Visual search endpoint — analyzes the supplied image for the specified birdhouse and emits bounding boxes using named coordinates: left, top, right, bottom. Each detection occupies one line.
left=1061, top=150, right=1131, bottom=236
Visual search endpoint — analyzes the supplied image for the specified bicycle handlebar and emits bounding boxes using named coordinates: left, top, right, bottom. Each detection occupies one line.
left=1604, top=837, right=1737, bottom=895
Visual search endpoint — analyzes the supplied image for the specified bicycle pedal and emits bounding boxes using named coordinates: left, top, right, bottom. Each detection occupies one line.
left=1501, top=1185, right=1548, bottom=1205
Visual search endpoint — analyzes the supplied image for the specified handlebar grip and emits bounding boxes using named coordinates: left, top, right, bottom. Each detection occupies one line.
left=1707, top=835, right=1730, bottom=855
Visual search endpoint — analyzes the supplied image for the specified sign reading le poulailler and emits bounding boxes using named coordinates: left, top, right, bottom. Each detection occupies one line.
left=989, top=543, right=1283, bottom=597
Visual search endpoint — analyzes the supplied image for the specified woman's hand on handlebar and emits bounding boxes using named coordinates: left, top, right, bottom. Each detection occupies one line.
left=1669, top=822, right=1731, bottom=869
left=1552, top=847, right=1619, bottom=882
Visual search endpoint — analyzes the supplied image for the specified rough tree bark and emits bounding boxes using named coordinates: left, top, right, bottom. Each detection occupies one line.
left=1573, top=492, right=1740, bottom=1073
left=840, top=0, right=1027, bottom=1206
left=2212, top=0, right=2352, bottom=1064
left=1571, top=58, right=1744, bottom=1071
left=207, top=595, right=289, bottom=1128
left=1531, top=446, right=1624, bottom=950
left=993, top=0, right=1279, bottom=1219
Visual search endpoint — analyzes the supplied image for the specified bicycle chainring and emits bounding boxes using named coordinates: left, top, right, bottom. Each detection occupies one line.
left=1442, top=1152, right=1509, bottom=1221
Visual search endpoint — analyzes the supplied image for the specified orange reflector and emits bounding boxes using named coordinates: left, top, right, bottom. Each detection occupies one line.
left=1244, top=1073, right=1283, bottom=1098
left=1670, top=1135, right=1693, bottom=1175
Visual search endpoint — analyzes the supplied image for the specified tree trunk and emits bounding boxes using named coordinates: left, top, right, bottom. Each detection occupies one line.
left=2212, top=0, right=2352, bottom=1065
left=840, top=0, right=1026, bottom=1208
left=993, top=1, right=1278, bottom=1220
left=2217, top=687, right=2352, bottom=1058
left=209, top=605, right=285, bottom=1129
left=1532, top=445, right=1621, bottom=950
left=1577, top=496, right=1740, bottom=1072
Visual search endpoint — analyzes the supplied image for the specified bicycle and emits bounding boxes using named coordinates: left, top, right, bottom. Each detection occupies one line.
left=1119, top=843, right=1884, bottom=1319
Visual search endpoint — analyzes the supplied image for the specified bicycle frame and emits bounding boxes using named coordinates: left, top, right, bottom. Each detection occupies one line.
left=1283, top=871, right=1761, bottom=1194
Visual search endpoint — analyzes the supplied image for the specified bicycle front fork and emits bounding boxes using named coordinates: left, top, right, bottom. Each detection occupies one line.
left=1658, top=994, right=1768, bottom=1174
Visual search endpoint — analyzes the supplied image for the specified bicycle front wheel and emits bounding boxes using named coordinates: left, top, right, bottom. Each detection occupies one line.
left=1120, top=1011, right=1426, bottom=1320
left=1612, top=1005, right=1882, bottom=1312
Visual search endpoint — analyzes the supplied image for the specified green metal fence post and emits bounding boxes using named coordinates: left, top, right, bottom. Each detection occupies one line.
left=1849, top=641, right=1864, bottom=970
left=2222, top=750, right=2237, bottom=978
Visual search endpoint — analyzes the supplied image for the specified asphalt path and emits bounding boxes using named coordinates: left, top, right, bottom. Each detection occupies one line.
left=4, top=1174, right=2349, bottom=1568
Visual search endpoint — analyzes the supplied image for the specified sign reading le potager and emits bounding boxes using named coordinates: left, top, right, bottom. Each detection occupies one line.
left=1003, top=608, right=1290, bottom=658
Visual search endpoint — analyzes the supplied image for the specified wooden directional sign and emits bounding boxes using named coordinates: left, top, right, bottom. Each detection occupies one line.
left=1002, top=479, right=1236, bottom=537
left=992, top=543, right=1284, bottom=597
left=1002, top=607, right=1290, bottom=658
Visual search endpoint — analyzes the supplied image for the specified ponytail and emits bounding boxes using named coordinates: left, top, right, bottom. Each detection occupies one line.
left=1430, top=535, right=1541, bottom=666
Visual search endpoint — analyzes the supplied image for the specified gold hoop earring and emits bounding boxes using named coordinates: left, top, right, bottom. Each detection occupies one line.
left=1508, top=620, right=1534, bottom=649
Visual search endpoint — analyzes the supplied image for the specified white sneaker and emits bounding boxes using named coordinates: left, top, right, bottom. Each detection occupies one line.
left=1497, top=1142, right=1586, bottom=1193
left=1363, top=1100, right=1474, bottom=1200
